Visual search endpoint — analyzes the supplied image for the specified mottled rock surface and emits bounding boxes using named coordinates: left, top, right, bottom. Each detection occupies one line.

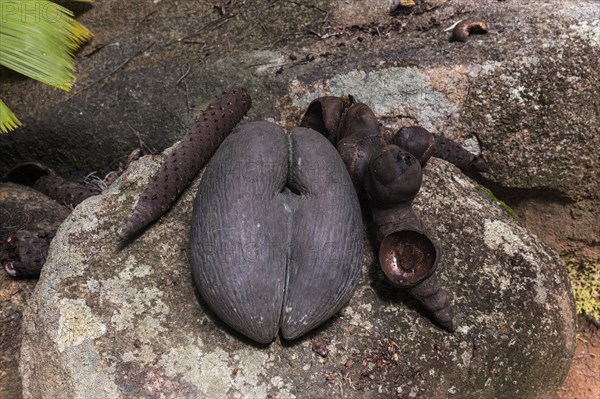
left=0, top=274, right=35, bottom=399
left=1, top=0, right=597, bottom=258
left=20, top=149, right=575, bottom=399
left=0, top=183, right=70, bottom=399
left=1, top=0, right=593, bottom=395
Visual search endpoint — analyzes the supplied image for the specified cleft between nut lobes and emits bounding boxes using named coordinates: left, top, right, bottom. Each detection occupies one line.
left=190, top=121, right=363, bottom=344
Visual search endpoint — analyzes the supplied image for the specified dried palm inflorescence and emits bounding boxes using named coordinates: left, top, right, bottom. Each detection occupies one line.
left=301, top=97, right=486, bottom=331
left=4, top=162, right=100, bottom=208
left=4, top=230, right=55, bottom=278
left=119, top=87, right=251, bottom=243
left=3, top=163, right=100, bottom=277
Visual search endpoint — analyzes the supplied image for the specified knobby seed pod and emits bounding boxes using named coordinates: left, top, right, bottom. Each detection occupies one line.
left=33, top=174, right=100, bottom=208
left=1, top=177, right=71, bottom=278
left=451, top=18, right=489, bottom=42
left=3, top=230, right=55, bottom=278
left=4, top=162, right=99, bottom=208
left=301, top=98, right=455, bottom=332
left=394, top=126, right=488, bottom=172
left=119, top=87, right=251, bottom=243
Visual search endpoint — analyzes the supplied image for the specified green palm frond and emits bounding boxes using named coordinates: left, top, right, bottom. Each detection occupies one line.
left=0, top=99, right=21, bottom=133
left=0, top=0, right=92, bottom=89
left=0, top=0, right=93, bottom=133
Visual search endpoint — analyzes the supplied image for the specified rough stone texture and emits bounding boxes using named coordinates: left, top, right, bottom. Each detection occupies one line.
left=276, top=0, right=600, bottom=259
left=0, top=274, right=35, bottom=399
left=0, top=183, right=70, bottom=399
left=0, top=0, right=593, bottom=395
left=2, top=0, right=596, bottom=258
left=454, top=4, right=600, bottom=259
left=20, top=148, right=576, bottom=399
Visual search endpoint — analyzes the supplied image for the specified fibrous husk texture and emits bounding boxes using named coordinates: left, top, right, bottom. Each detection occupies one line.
left=119, top=87, right=251, bottom=243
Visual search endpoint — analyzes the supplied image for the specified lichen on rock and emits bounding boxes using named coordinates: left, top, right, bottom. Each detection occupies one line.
left=19, top=146, right=576, bottom=398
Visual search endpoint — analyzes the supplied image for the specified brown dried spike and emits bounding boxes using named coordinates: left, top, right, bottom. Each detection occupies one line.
left=406, top=273, right=455, bottom=332
left=33, top=174, right=100, bottom=208
left=4, top=162, right=99, bottom=208
left=118, top=87, right=251, bottom=243
left=451, top=19, right=489, bottom=42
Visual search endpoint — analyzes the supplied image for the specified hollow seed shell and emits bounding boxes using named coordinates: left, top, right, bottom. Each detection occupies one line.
left=451, top=18, right=489, bottom=42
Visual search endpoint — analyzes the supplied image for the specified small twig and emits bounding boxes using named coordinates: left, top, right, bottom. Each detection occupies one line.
left=249, top=54, right=315, bottom=73
left=307, top=29, right=342, bottom=40
left=136, top=10, right=157, bottom=29
left=576, top=334, right=590, bottom=343
left=288, top=1, right=330, bottom=23
left=171, top=14, right=237, bottom=45
left=83, top=171, right=108, bottom=191
left=176, top=64, right=192, bottom=113
left=127, top=123, right=156, bottom=155
left=183, top=81, right=191, bottom=112
left=176, top=64, right=192, bottom=85
left=573, top=352, right=596, bottom=359
left=75, top=41, right=155, bottom=94
left=83, top=41, right=118, bottom=58
left=444, top=20, right=463, bottom=32
left=258, top=19, right=269, bottom=34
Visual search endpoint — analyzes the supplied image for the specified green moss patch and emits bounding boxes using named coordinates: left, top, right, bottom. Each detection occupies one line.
left=478, top=186, right=520, bottom=222
left=565, top=258, right=600, bottom=321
